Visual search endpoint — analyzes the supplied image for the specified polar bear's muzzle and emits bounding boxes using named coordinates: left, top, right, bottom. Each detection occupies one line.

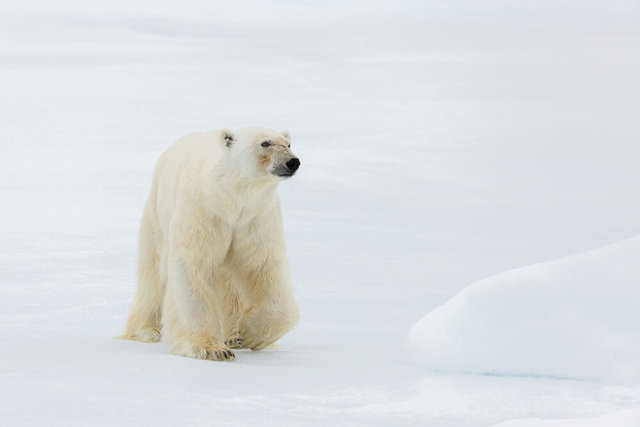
left=272, top=157, right=300, bottom=178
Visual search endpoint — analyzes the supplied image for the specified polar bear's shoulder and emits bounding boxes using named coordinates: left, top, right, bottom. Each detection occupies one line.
left=171, top=131, right=221, bottom=154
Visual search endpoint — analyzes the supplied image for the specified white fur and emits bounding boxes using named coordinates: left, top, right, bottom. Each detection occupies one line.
left=122, top=127, right=299, bottom=361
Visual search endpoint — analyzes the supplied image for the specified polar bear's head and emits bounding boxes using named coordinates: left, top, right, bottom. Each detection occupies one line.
left=221, top=127, right=300, bottom=181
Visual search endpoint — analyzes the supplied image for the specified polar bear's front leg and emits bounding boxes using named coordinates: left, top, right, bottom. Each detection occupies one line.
left=163, top=220, right=235, bottom=361
left=164, top=258, right=235, bottom=361
left=233, top=251, right=299, bottom=351
left=239, top=275, right=299, bottom=351
left=227, top=203, right=299, bottom=351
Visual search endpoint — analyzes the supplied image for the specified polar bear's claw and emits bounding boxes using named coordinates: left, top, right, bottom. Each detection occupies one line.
left=190, top=346, right=235, bottom=361
left=213, top=349, right=235, bottom=361
left=225, top=337, right=244, bottom=349
left=173, top=339, right=235, bottom=361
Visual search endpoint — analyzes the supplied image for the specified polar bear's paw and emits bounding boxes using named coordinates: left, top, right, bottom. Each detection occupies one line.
left=225, top=336, right=245, bottom=349
left=240, top=332, right=276, bottom=351
left=174, top=339, right=235, bottom=361
left=122, top=327, right=161, bottom=343
left=191, top=345, right=235, bottom=361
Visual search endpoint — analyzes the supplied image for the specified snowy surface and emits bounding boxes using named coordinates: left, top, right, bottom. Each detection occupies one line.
left=1, top=1, right=639, bottom=425
left=493, top=408, right=640, bottom=427
left=407, top=235, right=640, bottom=382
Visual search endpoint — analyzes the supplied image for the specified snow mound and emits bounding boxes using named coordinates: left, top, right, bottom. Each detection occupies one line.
left=406, top=236, right=640, bottom=382
left=493, top=408, right=640, bottom=427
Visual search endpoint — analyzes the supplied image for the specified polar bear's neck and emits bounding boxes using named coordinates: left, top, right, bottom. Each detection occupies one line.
left=203, top=167, right=280, bottom=225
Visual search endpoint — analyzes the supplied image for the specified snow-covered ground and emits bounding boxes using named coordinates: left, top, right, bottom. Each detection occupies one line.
left=494, top=408, right=640, bottom=427
left=1, top=1, right=639, bottom=425
left=407, top=235, right=640, bottom=383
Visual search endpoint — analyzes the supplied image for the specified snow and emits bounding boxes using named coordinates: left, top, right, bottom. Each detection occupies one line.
left=1, top=0, right=639, bottom=425
left=493, top=408, right=640, bottom=427
left=406, top=236, right=640, bottom=382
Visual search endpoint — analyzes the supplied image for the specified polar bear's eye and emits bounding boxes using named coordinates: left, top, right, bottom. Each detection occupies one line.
left=261, top=141, right=272, bottom=147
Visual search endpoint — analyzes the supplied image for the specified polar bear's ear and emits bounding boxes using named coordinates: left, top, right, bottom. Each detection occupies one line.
left=220, top=129, right=234, bottom=148
left=280, top=130, right=291, bottom=140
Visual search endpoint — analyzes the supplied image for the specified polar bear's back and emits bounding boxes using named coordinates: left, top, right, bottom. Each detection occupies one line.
left=155, top=131, right=222, bottom=181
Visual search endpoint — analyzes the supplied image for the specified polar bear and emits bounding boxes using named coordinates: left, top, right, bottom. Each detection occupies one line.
left=122, top=127, right=300, bottom=361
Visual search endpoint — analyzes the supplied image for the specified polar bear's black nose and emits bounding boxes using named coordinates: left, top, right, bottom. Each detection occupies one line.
left=286, top=158, right=300, bottom=172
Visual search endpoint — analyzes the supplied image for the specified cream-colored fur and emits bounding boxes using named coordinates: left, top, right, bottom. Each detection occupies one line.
left=122, top=127, right=300, bottom=361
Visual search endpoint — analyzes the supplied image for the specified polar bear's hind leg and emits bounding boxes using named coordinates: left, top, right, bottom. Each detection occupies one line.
left=122, top=206, right=165, bottom=343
